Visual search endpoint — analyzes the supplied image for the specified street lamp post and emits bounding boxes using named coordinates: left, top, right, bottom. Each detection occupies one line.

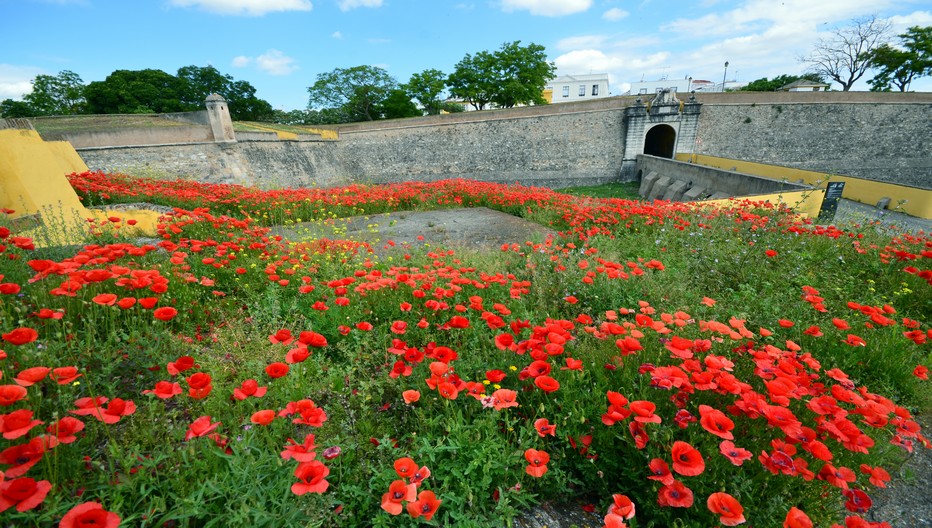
left=722, top=61, right=729, bottom=92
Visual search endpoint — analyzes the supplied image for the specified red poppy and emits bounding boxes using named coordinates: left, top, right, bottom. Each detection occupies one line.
left=859, top=464, right=891, bottom=487
left=50, top=366, right=82, bottom=385
left=298, top=331, right=328, bottom=348
left=629, top=400, right=661, bottom=424
left=448, top=315, right=470, bottom=328
left=784, top=506, right=813, bottom=528
left=534, top=375, right=560, bottom=393
left=46, top=416, right=84, bottom=444
left=390, top=321, right=408, bottom=334
left=629, top=421, right=649, bottom=449
left=2, top=328, right=38, bottom=346
left=719, top=440, right=752, bottom=466
left=486, top=369, right=506, bottom=383
left=657, top=480, right=693, bottom=508
left=143, top=381, right=182, bottom=399
left=534, top=418, right=556, bottom=437
left=842, top=488, right=872, bottom=513
left=402, top=390, right=420, bottom=404
left=524, top=448, right=549, bottom=477
left=0, top=283, right=21, bottom=295
left=844, top=334, right=866, bottom=347
left=394, top=457, right=419, bottom=479
left=116, top=297, right=136, bottom=309
left=561, top=357, right=583, bottom=370
left=59, top=501, right=121, bottom=528
left=280, top=399, right=328, bottom=427
left=0, top=476, right=52, bottom=513
left=494, top=333, right=515, bottom=350
left=186, top=372, right=213, bottom=399
left=914, top=365, right=929, bottom=380
left=153, top=307, right=178, bottom=321
left=707, top=492, right=745, bottom=526
left=0, top=409, right=43, bottom=439
left=406, top=490, right=442, bottom=520
left=91, top=398, right=136, bottom=424
left=92, top=293, right=117, bottom=306
left=14, top=367, right=50, bottom=387
left=671, top=441, right=705, bottom=476
left=71, top=396, right=107, bottom=417
left=491, top=389, right=518, bottom=410
left=292, top=460, right=330, bottom=495
left=233, top=379, right=267, bottom=400
left=382, top=479, right=416, bottom=515
left=185, top=415, right=221, bottom=441
left=263, top=362, right=288, bottom=379
left=138, top=297, right=158, bottom=309
left=269, top=329, right=294, bottom=345
left=699, top=405, right=734, bottom=440
left=832, top=318, right=850, bottom=330
left=281, top=434, right=317, bottom=462
left=251, top=410, right=276, bottom=426
left=647, top=458, right=674, bottom=485
left=167, top=355, right=197, bottom=375
left=0, top=436, right=56, bottom=478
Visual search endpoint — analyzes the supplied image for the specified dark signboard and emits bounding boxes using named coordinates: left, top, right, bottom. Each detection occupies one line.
left=818, top=181, right=845, bottom=221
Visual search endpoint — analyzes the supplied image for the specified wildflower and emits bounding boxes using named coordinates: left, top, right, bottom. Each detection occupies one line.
left=719, top=440, right=752, bottom=466
left=402, top=390, right=420, bottom=404
left=186, top=372, right=213, bottom=399
left=657, top=480, right=693, bottom=508
left=534, top=418, right=556, bottom=437
left=0, top=476, right=52, bottom=513
left=394, top=457, right=418, bottom=479
left=265, top=362, right=289, bottom=378
left=381, top=479, right=416, bottom=515
left=406, top=490, right=442, bottom=520
left=859, top=464, right=891, bottom=487
left=153, top=307, right=178, bottom=321
left=232, top=379, right=267, bottom=400
left=281, top=434, right=317, bottom=462
left=0, top=409, right=43, bottom=440
left=0, top=436, right=57, bottom=478
left=167, top=355, right=197, bottom=375
left=143, top=381, right=182, bottom=399
left=699, top=405, right=734, bottom=440
left=92, top=293, right=117, bottom=306
left=59, top=502, right=121, bottom=528
left=490, top=389, right=518, bottom=410
left=2, top=328, right=38, bottom=346
left=185, top=416, right=221, bottom=441
left=524, top=448, right=549, bottom=477
left=784, top=506, right=813, bottom=528
left=671, top=441, right=704, bottom=476
left=608, top=494, right=635, bottom=520
left=914, top=365, right=929, bottom=380
left=250, top=410, right=276, bottom=426
left=269, top=329, right=294, bottom=345
left=534, top=375, right=560, bottom=393
left=50, top=367, right=82, bottom=385
left=47, top=417, right=84, bottom=444
left=14, top=367, right=50, bottom=387
left=707, top=492, right=746, bottom=526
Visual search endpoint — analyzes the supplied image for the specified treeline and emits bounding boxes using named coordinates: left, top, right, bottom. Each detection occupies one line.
left=0, top=66, right=274, bottom=121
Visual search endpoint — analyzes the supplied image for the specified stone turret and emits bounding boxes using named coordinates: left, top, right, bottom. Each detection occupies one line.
left=205, top=93, right=235, bottom=143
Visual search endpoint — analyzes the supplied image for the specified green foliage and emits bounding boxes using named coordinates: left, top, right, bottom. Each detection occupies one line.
left=378, top=89, right=421, bottom=120
left=177, top=65, right=274, bottom=121
left=307, top=65, right=397, bottom=122
left=448, top=41, right=555, bottom=110
left=20, top=70, right=86, bottom=116
left=739, top=73, right=826, bottom=92
left=0, top=98, right=36, bottom=118
left=868, top=26, right=932, bottom=92
left=404, top=69, right=446, bottom=115
left=84, top=69, right=187, bottom=114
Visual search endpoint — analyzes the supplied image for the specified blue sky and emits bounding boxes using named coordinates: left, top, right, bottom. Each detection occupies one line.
left=1, top=0, right=930, bottom=111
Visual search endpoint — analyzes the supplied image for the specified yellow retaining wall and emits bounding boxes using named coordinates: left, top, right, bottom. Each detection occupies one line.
left=0, top=129, right=160, bottom=245
left=676, top=153, right=932, bottom=219
left=691, top=188, right=826, bottom=219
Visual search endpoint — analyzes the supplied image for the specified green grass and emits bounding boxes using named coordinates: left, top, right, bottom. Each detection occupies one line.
left=558, top=181, right=642, bottom=200
left=32, top=115, right=188, bottom=136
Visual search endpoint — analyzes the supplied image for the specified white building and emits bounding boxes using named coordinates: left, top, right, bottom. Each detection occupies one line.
left=627, top=77, right=745, bottom=95
left=544, top=74, right=611, bottom=103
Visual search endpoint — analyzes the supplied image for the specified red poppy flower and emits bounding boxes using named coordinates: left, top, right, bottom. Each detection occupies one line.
left=390, top=321, right=408, bottom=334
left=608, top=494, right=636, bottom=520
left=486, top=369, right=507, bottom=383
left=138, top=297, right=158, bottom=309
left=561, top=357, right=583, bottom=370
left=186, top=372, right=213, bottom=399
left=914, top=365, right=929, bottom=380
left=71, top=396, right=107, bottom=417
left=402, top=390, right=420, bottom=404
left=0, top=283, right=21, bottom=295
left=251, top=410, right=276, bottom=426
left=0, top=409, right=43, bottom=439
left=116, top=297, right=136, bottom=309
left=707, top=492, right=745, bottom=526
left=657, top=480, right=693, bottom=508
left=0, top=476, right=52, bottom=513
left=35, top=308, right=64, bottom=320
left=233, top=379, right=267, bottom=400
left=406, top=490, right=442, bottom=520
left=153, top=306, right=178, bottom=321
left=298, top=331, right=328, bottom=348
left=92, top=293, right=118, bottom=306
left=185, top=415, right=221, bottom=441
left=699, top=405, right=734, bottom=440
left=410, top=465, right=431, bottom=486
left=281, top=434, right=317, bottom=462
left=292, top=460, right=330, bottom=495
left=438, top=381, right=458, bottom=400
left=524, top=448, right=550, bottom=477
left=167, top=355, right=197, bottom=375
left=59, top=501, right=121, bottom=528
left=784, top=506, right=813, bottom=528
left=281, top=399, right=328, bottom=427
left=844, top=334, right=866, bottom=347
left=629, top=421, right=649, bottom=449
left=671, top=441, right=705, bottom=476
left=90, top=398, right=136, bottom=424
left=394, top=457, right=419, bottom=479
left=143, top=381, right=182, bottom=399
left=2, top=328, right=38, bottom=346
left=859, top=464, right=891, bottom=488
left=491, top=389, right=518, bottom=410
left=46, top=416, right=84, bottom=444
left=534, top=375, right=560, bottom=393
left=629, top=400, right=661, bottom=424
left=14, top=367, right=50, bottom=387
left=719, top=440, right=752, bottom=466
left=50, top=366, right=82, bottom=385
left=534, top=418, right=556, bottom=437
left=0, top=436, right=56, bottom=478
left=382, top=479, right=416, bottom=515
left=494, top=333, right=515, bottom=350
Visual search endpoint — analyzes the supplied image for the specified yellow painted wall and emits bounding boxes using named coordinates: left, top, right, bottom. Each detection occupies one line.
left=690, top=188, right=826, bottom=219
left=677, top=153, right=932, bottom=219
left=0, top=129, right=160, bottom=245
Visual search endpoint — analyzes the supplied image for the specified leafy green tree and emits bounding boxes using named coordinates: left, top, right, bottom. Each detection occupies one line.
left=448, top=41, right=555, bottom=110
left=0, top=99, right=37, bottom=118
left=378, top=89, right=421, bottom=120
left=21, top=70, right=85, bottom=115
left=84, top=69, right=186, bottom=114
left=307, top=65, right=397, bottom=122
left=868, top=26, right=932, bottom=92
left=739, top=73, right=826, bottom=91
left=176, top=65, right=274, bottom=121
left=404, top=69, right=446, bottom=115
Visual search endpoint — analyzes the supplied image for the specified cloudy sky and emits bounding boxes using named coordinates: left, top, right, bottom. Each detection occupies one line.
left=1, top=0, right=930, bottom=111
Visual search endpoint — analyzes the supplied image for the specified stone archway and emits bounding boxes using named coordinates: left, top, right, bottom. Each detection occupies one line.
left=644, top=124, right=676, bottom=158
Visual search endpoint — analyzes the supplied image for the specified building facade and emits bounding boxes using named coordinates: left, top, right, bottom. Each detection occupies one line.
left=544, top=74, right=611, bottom=103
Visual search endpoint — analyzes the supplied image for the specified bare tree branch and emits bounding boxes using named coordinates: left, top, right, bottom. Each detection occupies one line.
left=799, top=15, right=892, bottom=91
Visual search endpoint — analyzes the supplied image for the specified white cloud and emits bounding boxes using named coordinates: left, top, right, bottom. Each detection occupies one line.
left=0, top=64, right=43, bottom=100
left=555, top=35, right=609, bottom=51
left=337, top=0, right=383, bottom=11
left=500, top=0, right=592, bottom=17
left=169, top=0, right=312, bottom=16
left=332, top=31, right=343, bottom=39
left=887, top=10, right=932, bottom=33
left=602, top=8, right=628, bottom=21
left=255, top=50, right=299, bottom=75
left=231, top=56, right=252, bottom=68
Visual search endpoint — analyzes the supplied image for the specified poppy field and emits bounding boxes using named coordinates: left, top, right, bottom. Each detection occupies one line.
left=1, top=171, right=930, bottom=527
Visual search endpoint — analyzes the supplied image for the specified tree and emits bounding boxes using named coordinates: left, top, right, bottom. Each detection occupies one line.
left=21, top=70, right=85, bottom=115
left=404, top=69, right=447, bottom=115
left=0, top=99, right=37, bottom=118
left=739, top=73, right=826, bottom=91
left=868, top=26, right=932, bottom=92
left=307, top=65, right=397, bottom=122
left=799, top=15, right=892, bottom=91
left=378, top=89, right=421, bottom=120
left=84, top=69, right=186, bottom=114
left=448, top=41, right=555, bottom=110
left=176, top=65, right=274, bottom=121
